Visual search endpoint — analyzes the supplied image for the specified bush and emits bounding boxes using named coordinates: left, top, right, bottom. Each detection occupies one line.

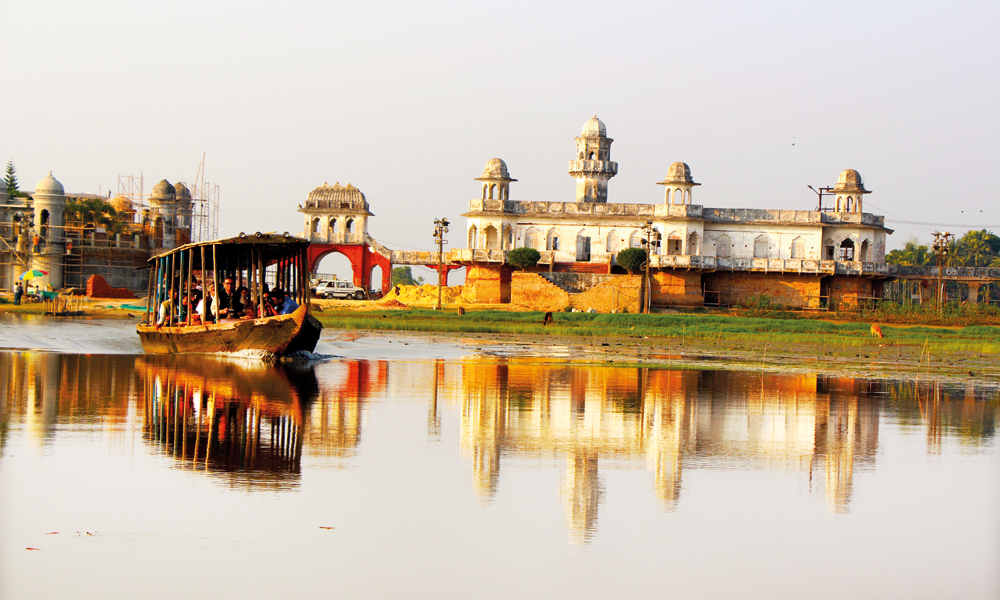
left=507, top=247, right=541, bottom=271
left=616, top=248, right=647, bottom=274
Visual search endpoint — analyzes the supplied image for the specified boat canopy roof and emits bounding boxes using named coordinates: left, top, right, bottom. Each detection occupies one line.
left=147, top=233, right=308, bottom=266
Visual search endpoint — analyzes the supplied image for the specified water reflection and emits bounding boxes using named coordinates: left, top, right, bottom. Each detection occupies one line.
left=0, top=350, right=996, bottom=544
left=457, top=361, right=996, bottom=542
left=136, top=355, right=319, bottom=489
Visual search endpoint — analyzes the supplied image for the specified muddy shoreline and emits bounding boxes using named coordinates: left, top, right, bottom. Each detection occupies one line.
left=2, top=298, right=997, bottom=386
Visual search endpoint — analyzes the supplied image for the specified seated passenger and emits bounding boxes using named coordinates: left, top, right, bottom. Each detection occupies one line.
left=238, top=287, right=255, bottom=318
left=271, top=289, right=299, bottom=315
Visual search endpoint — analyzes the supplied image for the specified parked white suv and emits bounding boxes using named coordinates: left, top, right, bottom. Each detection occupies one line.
left=314, top=280, right=367, bottom=300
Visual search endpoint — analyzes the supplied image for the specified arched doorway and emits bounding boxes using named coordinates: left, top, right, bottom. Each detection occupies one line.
left=839, top=239, right=855, bottom=261
left=370, top=264, right=384, bottom=295
left=314, top=250, right=355, bottom=283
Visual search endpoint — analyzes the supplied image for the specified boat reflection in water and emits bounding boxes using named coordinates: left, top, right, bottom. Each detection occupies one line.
left=136, top=355, right=319, bottom=489
left=0, top=350, right=995, bottom=545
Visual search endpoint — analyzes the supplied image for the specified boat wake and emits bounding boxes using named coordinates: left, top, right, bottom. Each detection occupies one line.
left=213, top=348, right=339, bottom=363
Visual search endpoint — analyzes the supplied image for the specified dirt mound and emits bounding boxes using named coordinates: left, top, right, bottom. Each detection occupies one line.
left=380, top=299, right=408, bottom=309
left=379, top=285, right=467, bottom=306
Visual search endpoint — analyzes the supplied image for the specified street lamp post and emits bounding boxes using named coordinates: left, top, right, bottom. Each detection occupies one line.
left=433, top=218, right=450, bottom=310
left=640, top=220, right=658, bottom=314
left=932, top=231, right=953, bottom=312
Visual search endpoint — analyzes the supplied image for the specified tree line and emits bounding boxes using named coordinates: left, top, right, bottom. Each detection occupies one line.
left=887, top=230, right=1000, bottom=268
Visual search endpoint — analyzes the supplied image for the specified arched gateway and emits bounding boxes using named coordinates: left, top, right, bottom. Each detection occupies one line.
left=298, top=182, right=460, bottom=293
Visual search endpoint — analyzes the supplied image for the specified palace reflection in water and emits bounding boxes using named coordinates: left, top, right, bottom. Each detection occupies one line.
left=1, top=351, right=996, bottom=542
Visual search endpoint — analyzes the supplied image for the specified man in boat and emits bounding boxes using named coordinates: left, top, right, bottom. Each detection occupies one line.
left=271, top=288, right=298, bottom=315
left=155, top=289, right=178, bottom=328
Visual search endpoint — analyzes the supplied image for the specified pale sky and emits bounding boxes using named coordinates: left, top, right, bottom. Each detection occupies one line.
left=2, top=0, right=998, bottom=278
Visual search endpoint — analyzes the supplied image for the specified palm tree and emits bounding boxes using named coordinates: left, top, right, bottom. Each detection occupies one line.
left=887, top=238, right=933, bottom=266
left=956, top=229, right=1000, bottom=267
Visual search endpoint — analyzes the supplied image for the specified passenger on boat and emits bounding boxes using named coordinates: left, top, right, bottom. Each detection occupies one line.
left=218, top=277, right=245, bottom=318
left=238, top=287, right=255, bottom=318
left=259, top=285, right=278, bottom=318
left=272, top=289, right=299, bottom=315
left=155, top=289, right=178, bottom=328
left=197, top=283, right=215, bottom=322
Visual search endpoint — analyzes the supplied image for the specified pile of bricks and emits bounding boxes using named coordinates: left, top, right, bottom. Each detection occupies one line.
left=86, top=275, right=136, bottom=299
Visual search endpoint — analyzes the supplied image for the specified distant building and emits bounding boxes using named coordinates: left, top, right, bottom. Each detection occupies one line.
left=0, top=173, right=192, bottom=293
left=455, top=116, right=894, bottom=309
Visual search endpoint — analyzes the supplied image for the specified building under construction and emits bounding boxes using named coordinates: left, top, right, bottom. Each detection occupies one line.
left=0, top=172, right=218, bottom=294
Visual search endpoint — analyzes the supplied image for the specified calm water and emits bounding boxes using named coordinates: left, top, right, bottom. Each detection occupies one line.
left=0, top=317, right=998, bottom=599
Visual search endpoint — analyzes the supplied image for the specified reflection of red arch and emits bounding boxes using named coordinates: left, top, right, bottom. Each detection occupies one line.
left=307, top=243, right=391, bottom=293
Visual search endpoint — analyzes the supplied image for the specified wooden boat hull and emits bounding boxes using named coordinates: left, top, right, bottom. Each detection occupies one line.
left=137, top=304, right=322, bottom=356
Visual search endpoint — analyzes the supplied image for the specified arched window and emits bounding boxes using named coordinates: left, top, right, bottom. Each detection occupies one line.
left=588, top=151, right=595, bottom=160
left=754, top=235, right=769, bottom=258
left=860, top=240, right=869, bottom=262
left=329, top=218, right=339, bottom=234
left=484, top=225, right=499, bottom=250
left=575, top=230, right=591, bottom=261
left=606, top=230, right=620, bottom=255
left=346, top=218, right=355, bottom=234
left=482, top=184, right=488, bottom=200
left=688, top=232, right=700, bottom=256
left=525, top=227, right=540, bottom=249
left=629, top=230, right=643, bottom=248
left=716, top=234, right=732, bottom=258
left=791, top=236, right=805, bottom=259
left=311, top=217, right=320, bottom=235
left=39, top=209, right=49, bottom=239
left=839, top=239, right=855, bottom=261
left=546, top=228, right=560, bottom=251
left=468, top=225, right=478, bottom=249
left=489, top=183, right=496, bottom=200
left=666, top=231, right=682, bottom=255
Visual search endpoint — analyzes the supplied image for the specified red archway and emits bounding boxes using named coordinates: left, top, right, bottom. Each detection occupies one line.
left=307, top=243, right=391, bottom=294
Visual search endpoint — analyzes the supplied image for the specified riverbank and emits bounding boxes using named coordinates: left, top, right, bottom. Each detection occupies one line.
left=2, top=294, right=998, bottom=383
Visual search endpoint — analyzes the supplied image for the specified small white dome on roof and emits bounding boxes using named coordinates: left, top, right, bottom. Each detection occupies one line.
left=34, top=171, right=64, bottom=195
left=833, top=169, right=869, bottom=194
left=581, top=115, right=607, bottom=137
left=475, top=158, right=517, bottom=182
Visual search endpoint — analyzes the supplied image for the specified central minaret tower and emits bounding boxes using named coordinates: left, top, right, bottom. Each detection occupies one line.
left=568, top=116, right=618, bottom=203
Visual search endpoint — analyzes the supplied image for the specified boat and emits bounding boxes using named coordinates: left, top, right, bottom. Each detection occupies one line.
left=136, top=233, right=323, bottom=355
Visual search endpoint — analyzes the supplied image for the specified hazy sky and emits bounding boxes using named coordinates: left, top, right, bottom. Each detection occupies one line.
left=3, top=0, right=998, bottom=277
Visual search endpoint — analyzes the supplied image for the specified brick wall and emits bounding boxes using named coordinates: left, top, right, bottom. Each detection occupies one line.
left=86, top=274, right=136, bottom=299
left=703, top=272, right=822, bottom=308
left=650, top=271, right=704, bottom=307
left=462, top=265, right=512, bottom=304
left=830, top=276, right=874, bottom=308
left=511, top=272, right=641, bottom=313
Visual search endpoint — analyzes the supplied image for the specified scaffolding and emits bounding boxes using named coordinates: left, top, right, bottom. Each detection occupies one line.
left=180, top=154, right=219, bottom=243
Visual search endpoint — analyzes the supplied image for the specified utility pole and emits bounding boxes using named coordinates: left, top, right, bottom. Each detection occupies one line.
left=932, top=231, right=952, bottom=311
left=433, top=217, right=449, bottom=310
left=807, top=185, right=834, bottom=211
left=641, top=220, right=657, bottom=314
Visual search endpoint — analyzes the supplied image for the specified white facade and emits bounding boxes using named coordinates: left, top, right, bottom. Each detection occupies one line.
left=462, top=119, right=890, bottom=270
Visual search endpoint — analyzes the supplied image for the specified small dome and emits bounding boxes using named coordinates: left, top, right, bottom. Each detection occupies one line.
left=174, top=182, right=192, bottom=199
left=109, top=195, right=135, bottom=214
left=34, top=171, right=64, bottom=196
left=307, top=181, right=367, bottom=204
left=151, top=179, right=175, bottom=200
left=833, top=169, right=869, bottom=194
left=581, top=115, right=607, bottom=137
left=475, top=158, right=517, bottom=182
left=658, top=162, right=700, bottom=186
left=667, top=162, right=694, bottom=183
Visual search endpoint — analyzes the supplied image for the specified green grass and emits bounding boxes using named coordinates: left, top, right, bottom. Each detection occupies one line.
left=315, top=309, right=1000, bottom=355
